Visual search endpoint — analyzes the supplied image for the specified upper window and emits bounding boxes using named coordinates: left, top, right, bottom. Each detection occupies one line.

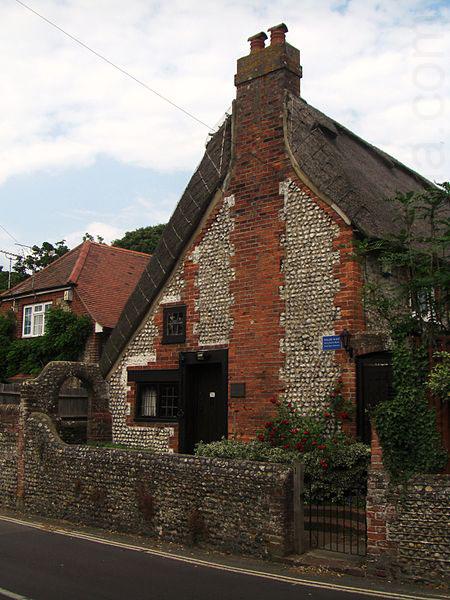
left=136, top=382, right=179, bottom=421
left=162, top=305, right=186, bottom=344
left=23, top=302, right=52, bottom=338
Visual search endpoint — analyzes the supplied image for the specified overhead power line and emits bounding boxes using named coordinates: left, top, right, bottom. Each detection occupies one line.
left=14, top=0, right=214, bottom=131
left=0, top=223, right=19, bottom=244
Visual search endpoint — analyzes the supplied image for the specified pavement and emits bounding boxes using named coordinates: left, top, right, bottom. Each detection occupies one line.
left=0, top=511, right=448, bottom=600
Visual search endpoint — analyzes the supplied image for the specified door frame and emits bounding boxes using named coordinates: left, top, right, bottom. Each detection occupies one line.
left=178, top=349, right=228, bottom=453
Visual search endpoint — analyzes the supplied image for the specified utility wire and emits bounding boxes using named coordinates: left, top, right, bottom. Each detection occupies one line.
left=0, top=223, right=20, bottom=243
left=13, top=0, right=214, bottom=131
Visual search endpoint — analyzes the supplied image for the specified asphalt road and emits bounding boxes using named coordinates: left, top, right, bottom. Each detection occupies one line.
left=0, top=517, right=444, bottom=600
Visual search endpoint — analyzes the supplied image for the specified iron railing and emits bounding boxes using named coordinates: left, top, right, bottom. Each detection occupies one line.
left=305, top=485, right=367, bottom=556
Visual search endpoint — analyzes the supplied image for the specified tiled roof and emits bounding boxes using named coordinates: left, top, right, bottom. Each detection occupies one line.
left=75, top=243, right=150, bottom=329
left=1, top=245, right=82, bottom=297
left=1, top=241, right=149, bottom=329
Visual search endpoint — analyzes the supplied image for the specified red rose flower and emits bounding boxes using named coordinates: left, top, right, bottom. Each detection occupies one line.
left=295, top=442, right=304, bottom=451
left=318, top=444, right=326, bottom=450
left=283, top=443, right=290, bottom=449
left=323, top=411, right=332, bottom=418
left=257, top=433, right=265, bottom=442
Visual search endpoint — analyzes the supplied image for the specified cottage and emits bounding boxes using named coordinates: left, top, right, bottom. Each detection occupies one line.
left=100, top=24, right=433, bottom=453
left=1, top=240, right=149, bottom=364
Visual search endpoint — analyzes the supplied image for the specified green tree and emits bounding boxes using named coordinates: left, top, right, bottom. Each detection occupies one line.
left=0, top=267, right=23, bottom=292
left=112, top=224, right=166, bottom=254
left=13, top=240, right=70, bottom=278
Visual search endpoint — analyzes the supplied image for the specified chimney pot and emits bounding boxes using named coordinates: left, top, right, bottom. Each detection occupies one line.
left=268, top=23, right=288, bottom=46
left=247, top=31, right=268, bottom=53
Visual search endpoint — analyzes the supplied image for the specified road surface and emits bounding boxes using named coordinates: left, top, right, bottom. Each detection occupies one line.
left=0, top=516, right=444, bottom=600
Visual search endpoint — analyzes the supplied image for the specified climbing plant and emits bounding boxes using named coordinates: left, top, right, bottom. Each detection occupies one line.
left=355, top=182, right=449, bottom=480
left=1, top=307, right=91, bottom=380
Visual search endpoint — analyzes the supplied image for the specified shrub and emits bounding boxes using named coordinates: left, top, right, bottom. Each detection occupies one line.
left=195, top=437, right=370, bottom=502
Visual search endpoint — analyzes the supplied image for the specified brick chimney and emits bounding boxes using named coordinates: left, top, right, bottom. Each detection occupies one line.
left=226, top=25, right=303, bottom=437
left=235, top=23, right=302, bottom=96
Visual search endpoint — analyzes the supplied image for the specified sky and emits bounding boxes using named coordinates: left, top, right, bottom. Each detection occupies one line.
left=0, top=0, right=449, bottom=269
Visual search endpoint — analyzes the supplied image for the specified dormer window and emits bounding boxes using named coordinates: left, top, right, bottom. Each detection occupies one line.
left=162, top=306, right=186, bottom=344
left=23, top=302, right=52, bottom=337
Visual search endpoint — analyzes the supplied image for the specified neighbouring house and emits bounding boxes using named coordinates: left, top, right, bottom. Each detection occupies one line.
left=99, top=24, right=441, bottom=454
left=0, top=240, right=149, bottom=365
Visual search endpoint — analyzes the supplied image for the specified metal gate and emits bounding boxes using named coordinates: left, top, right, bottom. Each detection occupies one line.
left=304, top=484, right=367, bottom=556
left=293, top=463, right=367, bottom=557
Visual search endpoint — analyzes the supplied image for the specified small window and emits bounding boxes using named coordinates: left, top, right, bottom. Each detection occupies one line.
left=136, top=383, right=179, bottom=421
left=162, top=305, right=186, bottom=344
left=22, top=302, right=52, bottom=338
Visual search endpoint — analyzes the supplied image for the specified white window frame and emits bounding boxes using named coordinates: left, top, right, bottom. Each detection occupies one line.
left=22, top=302, right=52, bottom=338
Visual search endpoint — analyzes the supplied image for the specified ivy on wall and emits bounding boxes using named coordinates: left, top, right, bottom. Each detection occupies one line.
left=356, top=182, right=449, bottom=480
left=0, top=308, right=91, bottom=381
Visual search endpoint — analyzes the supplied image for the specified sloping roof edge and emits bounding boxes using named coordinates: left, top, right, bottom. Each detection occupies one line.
left=99, top=115, right=233, bottom=377
left=0, top=243, right=84, bottom=299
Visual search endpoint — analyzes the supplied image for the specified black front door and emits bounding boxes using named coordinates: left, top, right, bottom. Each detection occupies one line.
left=357, top=352, right=393, bottom=444
left=180, top=350, right=228, bottom=454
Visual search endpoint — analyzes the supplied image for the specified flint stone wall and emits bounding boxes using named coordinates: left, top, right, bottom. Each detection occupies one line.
left=367, top=468, right=450, bottom=581
left=22, top=412, right=293, bottom=558
left=0, top=405, right=19, bottom=509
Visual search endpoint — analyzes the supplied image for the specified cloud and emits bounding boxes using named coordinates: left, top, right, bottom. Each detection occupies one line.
left=63, top=191, right=178, bottom=247
left=0, top=0, right=448, bottom=205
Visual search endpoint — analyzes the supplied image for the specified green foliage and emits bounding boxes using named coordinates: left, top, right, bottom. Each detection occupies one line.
left=355, top=182, right=450, bottom=345
left=113, top=224, right=165, bottom=255
left=0, top=268, right=23, bottom=292
left=355, top=184, right=449, bottom=479
left=2, top=308, right=91, bottom=380
left=196, top=398, right=370, bottom=502
left=427, top=352, right=450, bottom=403
left=83, top=233, right=105, bottom=243
left=0, top=311, right=16, bottom=380
left=374, top=341, right=447, bottom=481
left=13, top=240, right=69, bottom=278
left=195, top=437, right=370, bottom=502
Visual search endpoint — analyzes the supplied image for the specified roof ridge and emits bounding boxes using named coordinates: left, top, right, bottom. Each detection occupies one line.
left=68, top=241, right=91, bottom=284
left=95, top=243, right=151, bottom=258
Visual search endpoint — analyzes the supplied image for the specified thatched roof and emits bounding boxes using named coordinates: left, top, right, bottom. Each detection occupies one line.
left=100, top=116, right=232, bottom=376
left=285, top=93, right=435, bottom=239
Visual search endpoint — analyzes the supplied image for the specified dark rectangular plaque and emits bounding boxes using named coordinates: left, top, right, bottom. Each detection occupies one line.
left=230, top=383, right=246, bottom=398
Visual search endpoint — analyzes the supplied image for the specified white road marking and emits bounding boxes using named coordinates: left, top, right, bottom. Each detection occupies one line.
left=0, top=586, right=33, bottom=600
left=0, top=514, right=446, bottom=600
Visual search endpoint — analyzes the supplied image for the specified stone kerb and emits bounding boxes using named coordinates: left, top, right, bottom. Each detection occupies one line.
left=20, top=361, right=111, bottom=443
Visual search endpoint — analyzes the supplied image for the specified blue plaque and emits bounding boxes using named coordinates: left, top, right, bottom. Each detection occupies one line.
left=322, top=335, right=342, bottom=351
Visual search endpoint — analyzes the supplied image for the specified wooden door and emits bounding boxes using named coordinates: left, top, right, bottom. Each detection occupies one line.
left=357, top=353, right=393, bottom=444
left=184, top=362, right=227, bottom=453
